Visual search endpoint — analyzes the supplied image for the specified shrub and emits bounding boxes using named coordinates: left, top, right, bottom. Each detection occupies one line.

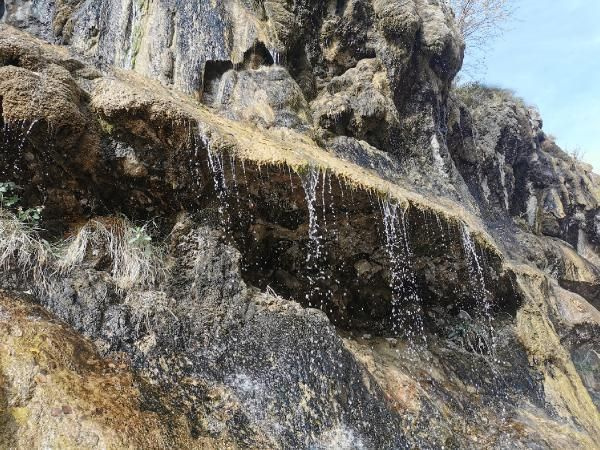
left=124, top=290, right=180, bottom=337
left=447, top=0, right=516, bottom=77
left=0, top=182, right=167, bottom=293
left=453, top=81, right=527, bottom=111
left=448, top=0, right=515, bottom=46
left=0, top=182, right=20, bottom=209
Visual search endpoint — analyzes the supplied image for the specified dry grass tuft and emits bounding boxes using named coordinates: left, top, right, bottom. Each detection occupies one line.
left=57, top=217, right=167, bottom=290
left=0, top=211, right=52, bottom=291
left=0, top=213, right=167, bottom=293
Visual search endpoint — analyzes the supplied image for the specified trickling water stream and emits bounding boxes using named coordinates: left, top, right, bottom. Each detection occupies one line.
left=460, top=224, right=498, bottom=359
left=183, top=140, right=519, bottom=357
left=298, top=166, right=328, bottom=308
left=0, top=120, right=39, bottom=180
left=268, top=48, right=283, bottom=66
left=122, top=0, right=147, bottom=70
left=202, top=133, right=230, bottom=217
left=460, top=225, right=491, bottom=315
left=379, top=198, right=424, bottom=342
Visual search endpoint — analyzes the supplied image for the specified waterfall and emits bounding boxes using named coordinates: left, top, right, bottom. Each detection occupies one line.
left=460, top=224, right=497, bottom=357
left=380, top=198, right=424, bottom=341
left=431, top=135, right=447, bottom=178
left=460, top=225, right=487, bottom=308
left=122, top=0, right=145, bottom=69
left=299, top=166, right=328, bottom=308
left=0, top=120, right=39, bottom=180
left=268, top=48, right=283, bottom=65
left=200, top=132, right=229, bottom=217
left=299, top=166, right=322, bottom=266
left=496, top=152, right=510, bottom=210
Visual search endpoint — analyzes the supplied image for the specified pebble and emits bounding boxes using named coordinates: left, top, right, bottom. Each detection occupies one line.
left=34, top=373, right=47, bottom=383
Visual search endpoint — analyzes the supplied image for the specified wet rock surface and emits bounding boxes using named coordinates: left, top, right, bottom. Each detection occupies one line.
left=0, top=1, right=599, bottom=448
left=21, top=222, right=407, bottom=448
left=0, top=292, right=231, bottom=449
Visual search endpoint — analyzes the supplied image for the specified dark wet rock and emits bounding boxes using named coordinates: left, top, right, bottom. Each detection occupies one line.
left=36, top=223, right=409, bottom=448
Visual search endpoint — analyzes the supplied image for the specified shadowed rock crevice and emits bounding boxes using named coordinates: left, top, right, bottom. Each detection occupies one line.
left=242, top=41, right=274, bottom=69
left=570, top=334, right=600, bottom=409
left=201, top=60, right=234, bottom=104
left=560, top=280, right=600, bottom=310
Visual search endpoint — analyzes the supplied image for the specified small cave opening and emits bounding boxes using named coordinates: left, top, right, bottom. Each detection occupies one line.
left=193, top=151, right=525, bottom=343
left=242, top=41, right=274, bottom=69
left=287, top=44, right=317, bottom=100
left=0, top=53, right=21, bottom=67
left=201, top=60, right=234, bottom=106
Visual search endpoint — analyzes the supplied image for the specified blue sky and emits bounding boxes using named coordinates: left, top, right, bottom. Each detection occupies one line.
left=471, top=1, right=600, bottom=172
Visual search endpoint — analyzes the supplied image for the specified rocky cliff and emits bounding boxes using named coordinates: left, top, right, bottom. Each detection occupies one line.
left=0, top=1, right=599, bottom=448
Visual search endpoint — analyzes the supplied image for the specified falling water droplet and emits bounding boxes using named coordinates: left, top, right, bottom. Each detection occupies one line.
left=380, top=198, right=425, bottom=350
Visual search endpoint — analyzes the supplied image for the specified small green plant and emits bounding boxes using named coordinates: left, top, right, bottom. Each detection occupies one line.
left=16, top=206, right=44, bottom=225
left=0, top=182, right=44, bottom=227
left=0, top=181, right=50, bottom=290
left=128, top=225, right=153, bottom=250
left=0, top=182, right=20, bottom=209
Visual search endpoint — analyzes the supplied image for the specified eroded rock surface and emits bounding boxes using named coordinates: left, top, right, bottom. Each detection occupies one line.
left=0, top=292, right=232, bottom=449
left=0, top=1, right=599, bottom=448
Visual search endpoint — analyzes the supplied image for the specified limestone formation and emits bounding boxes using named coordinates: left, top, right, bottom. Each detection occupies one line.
left=0, top=1, right=598, bottom=448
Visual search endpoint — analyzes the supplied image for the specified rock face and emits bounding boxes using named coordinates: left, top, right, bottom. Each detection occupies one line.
left=447, top=85, right=600, bottom=303
left=0, top=1, right=599, bottom=448
left=1, top=0, right=463, bottom=163
left=0, top=293, right=218, bottom=449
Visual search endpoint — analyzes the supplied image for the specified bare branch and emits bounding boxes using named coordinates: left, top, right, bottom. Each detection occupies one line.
left=446, top=0, right=515, bottom=77
left=447, top=0, right=514, bottom=46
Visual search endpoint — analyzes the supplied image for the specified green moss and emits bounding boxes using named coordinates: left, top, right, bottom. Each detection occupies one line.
left=10, top=407, right=29, bottom=425
left=129, top=0, right=150, bottom=69
left=292, top=162, right=325, bottom=177
left=97, top=117, right=115, bottom=135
